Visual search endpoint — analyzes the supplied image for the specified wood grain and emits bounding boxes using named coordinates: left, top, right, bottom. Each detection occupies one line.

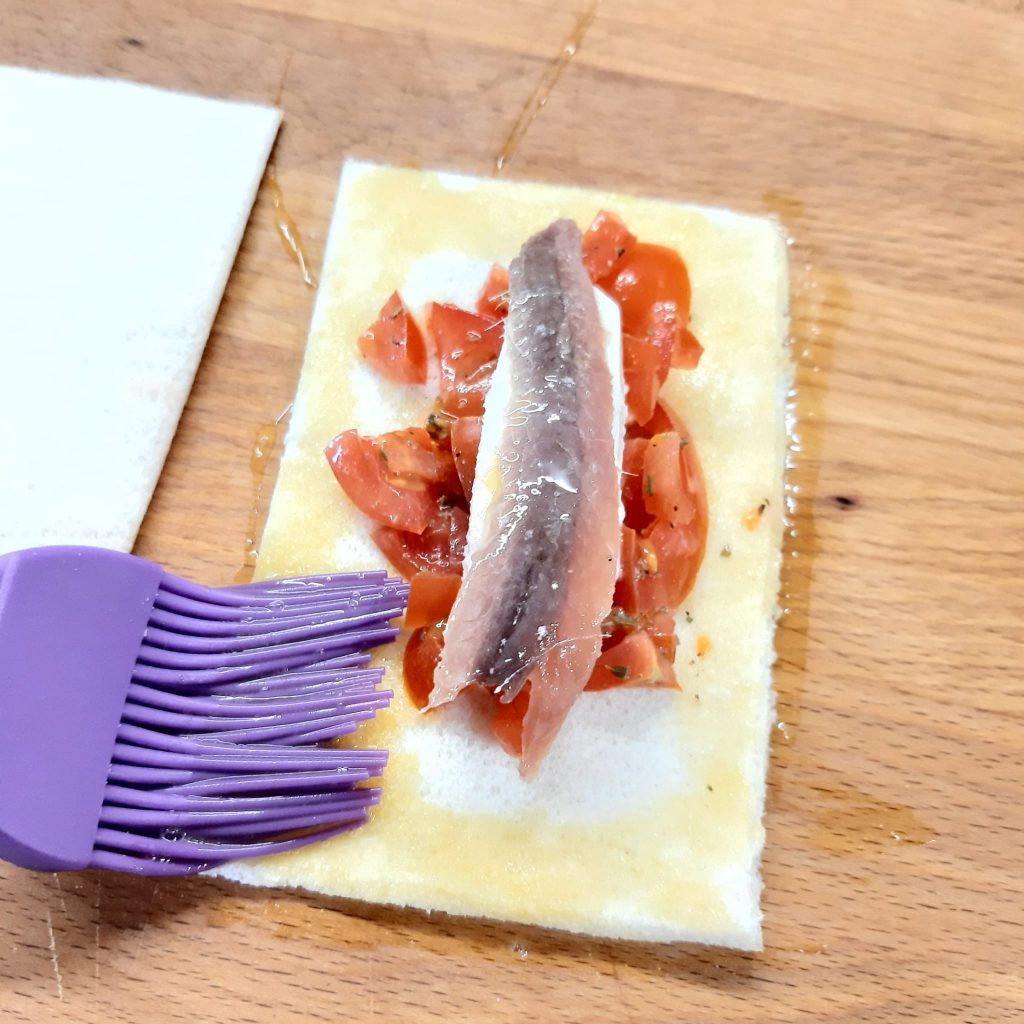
left=1, top=0, right=1022, bottom=1020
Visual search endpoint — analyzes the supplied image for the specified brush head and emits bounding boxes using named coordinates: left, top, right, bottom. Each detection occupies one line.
left=0, top=546, right=404, bottom=875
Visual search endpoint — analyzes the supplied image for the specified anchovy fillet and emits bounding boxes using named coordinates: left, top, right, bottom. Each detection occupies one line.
left=430, top=219, right=621, bottom=771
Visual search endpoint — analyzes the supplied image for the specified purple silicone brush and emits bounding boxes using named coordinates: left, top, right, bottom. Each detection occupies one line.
left=0, top=546, right=406, bottom=876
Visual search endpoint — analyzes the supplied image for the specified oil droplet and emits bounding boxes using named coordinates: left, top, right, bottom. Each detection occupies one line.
left=235, top=409, right=289, bottom=583
left=495, top=3, right=598, bottom=172
left=779, top=941, right=829, bottom=955
left=265, top=167, right=317, bottom=289
left=808, top=776, right=938, bottom=856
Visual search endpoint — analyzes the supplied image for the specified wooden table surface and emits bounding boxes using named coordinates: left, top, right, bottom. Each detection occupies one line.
left=2, top=1, right=1022, bottom=1021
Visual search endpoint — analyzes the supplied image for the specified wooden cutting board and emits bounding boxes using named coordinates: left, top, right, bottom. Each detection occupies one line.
left=1, top=1, right=1021, bottom=1021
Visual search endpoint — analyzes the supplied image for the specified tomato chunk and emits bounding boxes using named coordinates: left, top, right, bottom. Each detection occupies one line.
left=643, top=609, right=680, bottom=689
left=622, top=332, right=672, bottom=426
left=356, top=292, right=427, bottom=385
left=371, top=504, right=469, bottom=579
left=633, top=423, right=706, bottom=612
left=673, top=326, right=703, bottom=370
left=405, top=572, right=462, bottom=629
left=490, top=683, right=531, bottom=758
left=426, top=303, right=503, bottom=417
left=374, top=427, right=459, bottom=493
left=585, top=631, right=665, bottom=691
left=603, top=243, right=701, bottom=373
left=581, top=211, right=637, bottom=284
left=450, top=415, right=482, bottom=499
left=642, top=431, right=697, bottom=528
left=476, top=265, right=509, bottom=319
left=403, top=625, right=444, bottom=710
left=627, top=400, right=685, bottom=440
left=635, top=518, right=704, bottom=612
left=621, top=439, right=653, bottom=532
left=614, top=526, right=640, bottom=615
left=643, top=608, right=680, bottom=663
left=325, top=430, right=438, bottom=534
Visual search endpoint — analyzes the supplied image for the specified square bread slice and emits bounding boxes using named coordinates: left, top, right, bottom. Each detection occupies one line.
left=0, top=67, right=280, bottom=554
left=219, top=160, right=790, bottom=950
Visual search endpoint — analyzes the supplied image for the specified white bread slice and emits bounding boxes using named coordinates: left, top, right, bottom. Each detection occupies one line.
left=218, top=160, right=790, bottom=950
left=0, top=67, right=280, bottom=554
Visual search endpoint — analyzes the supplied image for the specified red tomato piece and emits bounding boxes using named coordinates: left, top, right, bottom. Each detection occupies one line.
left=325, top=430, right=437, bottom=534
left=405, top=573, right=462, bottom=630
left=673, top=326, right=703, bottom=370
left=642, top=431, right=697, bottom=528
left=622, top=332, right=672, bottom=426
left=585, top=631, right=665, bottom=691
left=356, top=292, right=427, bottom=385
left=581, top=211, right=637, bottom=284
left=450, top=415, right=482, bottom=499
left=376, top=428, right=453, bottom=490
left=642, top=609, right=681, bottom=689
left=371, top=504, right=469, bottom=579
left=635, top=518, right=705, bottom=613
left=490, top=683, right=531, bottom=758
left=634, top=416, right=707, bottom=611
left=475, top=265, right=509, bottom=319
left=613, top=526, right=640, bottom=615
left=403, top=625, right=444, bottom=710
left=621, top=438, right=653, bottom=532
left=603, top=243, right=701, bottom=373
left=426, top=303, right=503, bottom=417
left=627, top=399, right=685, bottom=440
left=643, top=608, right=680, bottom=663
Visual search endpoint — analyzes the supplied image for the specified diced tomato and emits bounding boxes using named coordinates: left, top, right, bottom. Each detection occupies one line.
left=622, top=332, right=672, bottom=426
left=375, top=427, right=458, bottom=492
left=403, top=625, right=444, bottom=710
left=627, top=399, right=685, bottom=440
left=614, top=526, right=640, bottom=614
left=621, top=438, right=653, bottom=532
left=643, top=610, right=681, bottom=689
left=426, top=303, right=503, bottom=417
left=356, top=292, right=427, bottom=385
left=603, top=243, right=701, bottom=373
left=635, top=518, right=705, bottom=612
left=450, top=415, right=482, bottom=499
left=585, top=631, right=666, bottom=691
left=582, top=211, right=637, bottom=284
left=642, top=431, right=697, bottom=528
left=633, top=419, right=706, bottom=612
left=371, top=504, right=469, bottom=579
left=643, top=609, right=680, bottom=663
left=405, top=572, right=461, bottom=629
left=325, top=430, right=438, bottom=534
left=673, top=326, right=703, bottom=370
left=476, top=265, right=509, bottom=319
left=490, top=683, right=531, bottom=758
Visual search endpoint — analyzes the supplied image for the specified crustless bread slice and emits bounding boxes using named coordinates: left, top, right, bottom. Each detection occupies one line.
left=218, top=161, right=790, bottom=950
left=0, top=67, right=279, bottom=554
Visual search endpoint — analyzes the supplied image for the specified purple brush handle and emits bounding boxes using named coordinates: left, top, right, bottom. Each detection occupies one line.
left=0, top=548, right=162, bottom=870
